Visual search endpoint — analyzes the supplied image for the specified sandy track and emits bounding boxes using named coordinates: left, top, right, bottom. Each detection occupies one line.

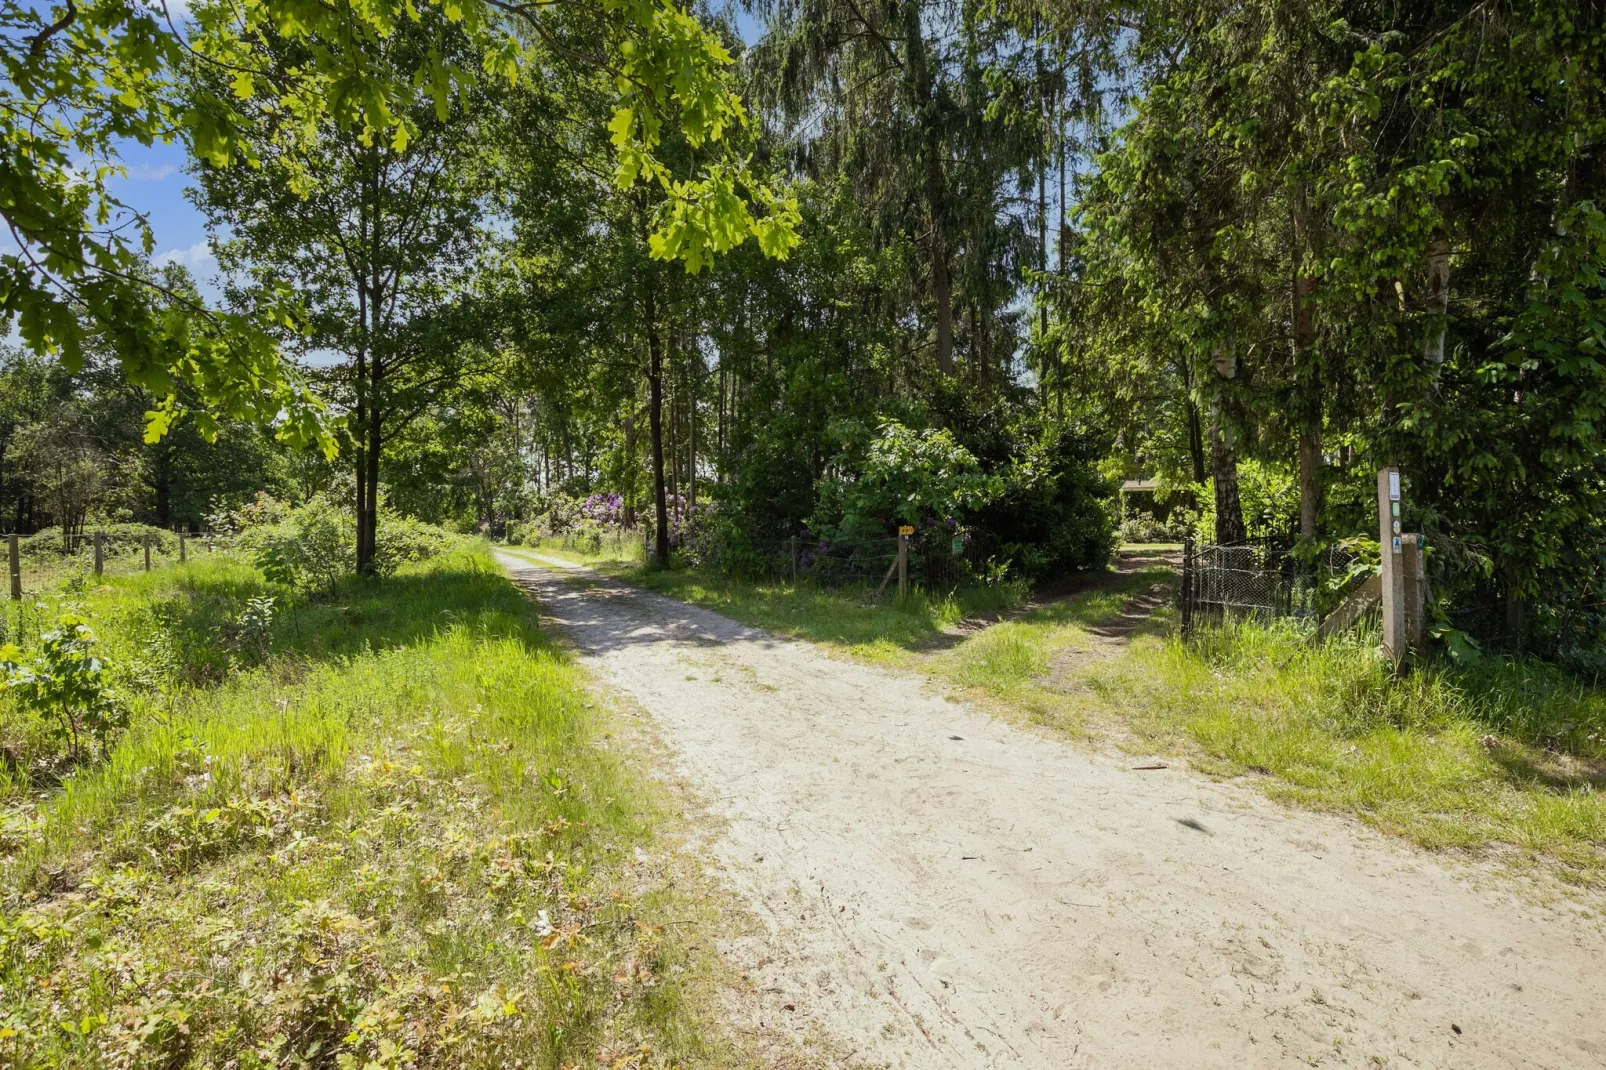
left=497, top=552, right=1605, bottom=1069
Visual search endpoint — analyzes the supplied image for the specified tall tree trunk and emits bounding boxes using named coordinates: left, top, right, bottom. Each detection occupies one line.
left=363, top=405, right=381, bottom=570
left=930, top=218, right=954, bottom=375
left=645, top=283, right=670, bottom=567
left=1291, top=187, right=1322, bottom=538
left=354, top=288, right=371, bottom=576
left=1182, top=358, right=1206, bottom=485
left=903, top=9, right=952, bottom=377
left=688, top=353, right=697, bottom=511
left=623, top=410, right=637, bottom=528
left=1210, top=404, right=1246, bottom=545
left=1422, top=231, right=1451, bottom=368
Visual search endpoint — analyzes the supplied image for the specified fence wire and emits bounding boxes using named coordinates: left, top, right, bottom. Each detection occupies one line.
left=6, top=531, right=237, bottom=599
left=1180, top=537, right=1363, bottom=630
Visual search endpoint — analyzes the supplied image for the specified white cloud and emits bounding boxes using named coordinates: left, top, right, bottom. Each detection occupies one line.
left=124, top=163, right=179, bottom=182
left=154, top=241, right=216, bottom=269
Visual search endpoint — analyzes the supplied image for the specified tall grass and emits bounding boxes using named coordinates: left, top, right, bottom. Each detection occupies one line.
left=0, top=546, right=733, bottom=1067
left=1080, top=618, right=1606, bottom=873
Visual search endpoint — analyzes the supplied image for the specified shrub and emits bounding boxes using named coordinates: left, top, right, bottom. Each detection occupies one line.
left=975, top=428, right=1113, bottom=578
left=1, top=615, right=127, bottom=761
left=18, top=524, right=175, bottom=560
left=238, top=497, right=465, bottom=593
left=813, top=419, right=996, bottom=542
left=240, top=496, right=350, bottom=594
left=372, top=511, right=464, bottom=577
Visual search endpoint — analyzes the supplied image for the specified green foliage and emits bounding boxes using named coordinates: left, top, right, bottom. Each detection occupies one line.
left=814, top=419, right=995, bottom=541
left=977, top=427, right=1114, bottom=578
left=228, top=495, right=465, bottom=594
left=0, top=549, right=731, bottom=1066
left=1, top=616, right=126, bottom=761
left=240, top=496, right=351, bottom=595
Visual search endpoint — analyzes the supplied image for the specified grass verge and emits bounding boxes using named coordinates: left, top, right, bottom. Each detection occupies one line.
left=1, top=546, right=743, bottom=1067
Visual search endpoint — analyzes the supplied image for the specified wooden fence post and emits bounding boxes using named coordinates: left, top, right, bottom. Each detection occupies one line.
left=143, top=533, right=151, bottom=572
left=897, top=534, right=908, bottom=598
left=1402, top=534, right=1427, bottom=654
left=1180, top=534, right=1194, bottom=637
left=790, top=535, right=798, bottom=584
left=7, top=535, right=19, bottom=601
left=178, top=534, right=187, bottom=563
left=1377, top=467, right=1405, bottom=665
left=94, top=532, right=104, bottom=576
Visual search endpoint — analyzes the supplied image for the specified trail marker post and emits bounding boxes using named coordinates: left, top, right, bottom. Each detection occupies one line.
left=178, top=534, right=187, bottom=563
left=142, top=534, right=151, bottom=572
left=1378, top=468, right=1406, bottom=664
left=93, top=533, right=104, bottom=576
left=790, top=535, right=798, bottom=584
left=897, top=526, right=913, bottom=598
left=7, top=535, right=19, bottom=601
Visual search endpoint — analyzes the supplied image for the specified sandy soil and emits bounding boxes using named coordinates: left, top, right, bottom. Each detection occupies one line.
left=497, top=552, right=1606, bottom=1070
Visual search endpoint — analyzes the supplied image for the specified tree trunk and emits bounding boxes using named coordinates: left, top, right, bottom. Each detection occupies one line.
left=645, top=284, right=670, bottom=567
left=931, top=221, right=954, bottom=375
left=362, top=406, right=381, bottom=572
left=1210, top=404, right=1246, bottom=545
left=1291, top=187, right=1322, bottom=537
left=1182, top=359, right=1206, bottom=485
left=1422, top=231, right=1450, bottom=367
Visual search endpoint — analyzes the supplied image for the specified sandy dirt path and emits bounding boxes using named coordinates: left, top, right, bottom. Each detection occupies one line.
left=496, top=552, right=1605, bottom=1070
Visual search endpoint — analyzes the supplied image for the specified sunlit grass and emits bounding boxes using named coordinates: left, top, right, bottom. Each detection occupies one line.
left=0, top=545, right=740, bottom=1068
left=1069, top=619, right=1606, bottom=879
left=504, top=544, right=1039, bottom=661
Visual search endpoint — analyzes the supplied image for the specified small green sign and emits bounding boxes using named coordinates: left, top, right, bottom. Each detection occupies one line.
left=952, top=535, right=964, bottom=555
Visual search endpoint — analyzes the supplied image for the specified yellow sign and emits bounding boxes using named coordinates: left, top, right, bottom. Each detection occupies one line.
left=898, top=525, right=915, bottom=536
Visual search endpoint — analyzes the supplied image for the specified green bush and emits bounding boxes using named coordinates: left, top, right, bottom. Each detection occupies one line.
left=18, top=524, right=176, bottom=560
left=813, top=418, right=995, bottom=541
left=976, top=427, right=1114, bottom=578
left=372, top=511, right=467, bottom=578
left=1, top=615, right=127, bottom=762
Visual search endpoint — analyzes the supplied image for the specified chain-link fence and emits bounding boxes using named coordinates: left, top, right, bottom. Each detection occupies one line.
left=1179, top=536, right=1366, bottom=633
left=6, top=530, right=237, bottom=599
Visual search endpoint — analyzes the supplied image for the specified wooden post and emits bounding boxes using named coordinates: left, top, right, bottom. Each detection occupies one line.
left=93, top=533, right=104, bottom=576
left=1402, top=534, right=1427, bottom=654
left=790, top=535, right=798, bottom=584
left=1180, top=534, right=1194, bottom=637
left=897, top=534, right=908, bottom=598
left=1377, top=467, right=1405, bottom=664
left=142, top=533, right=151, bottom=572
left=7, top=534, right=19, bottom=601
left=178, top=534, right=187, bottom=563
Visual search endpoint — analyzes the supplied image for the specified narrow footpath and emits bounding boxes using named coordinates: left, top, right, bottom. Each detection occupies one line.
left=498, top=551, right=1606, bottom=1070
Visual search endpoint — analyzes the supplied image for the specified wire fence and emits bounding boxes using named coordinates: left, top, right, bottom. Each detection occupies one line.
left=1179, top=536, right=1366, bottom=633
left=5, top=531, right=237, bottom=599
left=713, top=528, right=992, bottom=592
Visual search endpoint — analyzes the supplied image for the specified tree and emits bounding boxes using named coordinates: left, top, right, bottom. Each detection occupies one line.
left=2, top=0, right=799, bottom=452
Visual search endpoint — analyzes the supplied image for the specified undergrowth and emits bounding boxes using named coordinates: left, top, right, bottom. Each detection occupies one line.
left=1, top=546, right=732, bottom=1068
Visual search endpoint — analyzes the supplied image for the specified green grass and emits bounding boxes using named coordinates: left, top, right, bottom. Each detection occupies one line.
left=1078, top=620, right=1606, bottom=876
left=501, top=545, right=1034, bottom=661
left=0, top=546, right=741, bottom=1068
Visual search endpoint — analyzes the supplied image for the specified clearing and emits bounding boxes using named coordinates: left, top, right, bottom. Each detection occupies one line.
left=498, top=550, right=1606, bottom=1070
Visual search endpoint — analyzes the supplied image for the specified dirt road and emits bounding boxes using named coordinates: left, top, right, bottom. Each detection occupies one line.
left=497, top=552, right=1606, bottom=1070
